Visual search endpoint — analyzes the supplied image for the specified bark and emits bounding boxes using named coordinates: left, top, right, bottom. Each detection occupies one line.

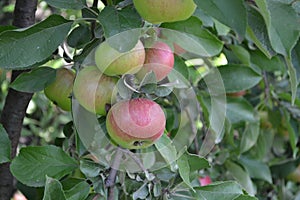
left=0, top=0, right=37, bottom=199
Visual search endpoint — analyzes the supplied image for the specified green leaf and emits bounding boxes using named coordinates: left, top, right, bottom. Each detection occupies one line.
left=194, top=181, right=243, bottom=200
left=10, top=145, right=78, bottom=187
left=67, top=24, right=92, bottom=49
left=155, top=134, right=177, bottom=172
left=185, top=151, right=210, bottom=172
left=0, top=124, right=11, bottom=163
left=283, top=109, right=299, bottom=158
left=246, top=5, right=275, bottom=58
left=285, top=56, right=299, bottom=105
left=225, top=161, right=256, bottom=196
left=250, top=50, right=285, bottom=72
left=219, top=64, right=262, bottom=93
left=64, top=181, right=90, bottom=200
left=226, top=97, right=256, bottom=124
left=10, top=67, right=56, bottom=92
left=239, top=157, right=272, bottom=184
left=234, top=194, right=258, bottom=200
left=161, top=17, right=223, bottom=57
left=177, top=152, right=194, bottom=192
left=45, top=0, right=86, bottom=9
left=42, top=176, right=66, bottom=200
left=79, top=159, right=102, bottom=178
left=98, top=6, right=142, bottom=52
left=194, top=0, right=247, bottom=37
left=0, top=15, right=72, bottom=69
left=132, top=183, right=149, bottom=200
left=256, top=0, right=300, bottom=56
left=240, top=121, right=260, bottom=153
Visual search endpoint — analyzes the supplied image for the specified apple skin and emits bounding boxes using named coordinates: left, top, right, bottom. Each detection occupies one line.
left=73, top=66, right=118, bottom=116
left=133, top=0, right=196, bottom=24
left=136, top=41, right=174, bottom=81
left=198, top=176, right=212, bottom=186
left=44, top=68, right=75, bottom=111
left=106, top=98, right=166, bottom=149
left=95, top=40, right=145, bottom=76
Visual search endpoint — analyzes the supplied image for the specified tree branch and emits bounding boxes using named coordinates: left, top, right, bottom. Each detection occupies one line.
left=0, top=0, right=37, bottom=199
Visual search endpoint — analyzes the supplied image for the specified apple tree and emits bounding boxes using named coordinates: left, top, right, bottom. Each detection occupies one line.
left=0, top=0, right=299, bottom=200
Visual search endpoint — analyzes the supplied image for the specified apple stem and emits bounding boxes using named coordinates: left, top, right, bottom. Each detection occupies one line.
left=106, top=147, right=123, bottom=200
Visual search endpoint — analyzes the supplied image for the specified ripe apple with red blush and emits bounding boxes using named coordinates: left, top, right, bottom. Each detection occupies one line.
left=137, top=41, right=174, bottom=81
left=106, top=98, right=166, bottom=149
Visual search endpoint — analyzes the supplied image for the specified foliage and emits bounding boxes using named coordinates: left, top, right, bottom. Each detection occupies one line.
left=0, top=0, right=300, bottom=199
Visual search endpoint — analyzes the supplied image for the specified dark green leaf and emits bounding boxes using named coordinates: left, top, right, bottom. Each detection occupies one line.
left=186, top=151, right=210, bottom=172
left=155, top=86, right=173, bottom=97
left=79, top=159, right=102, bottom=178
left=64, top=181, right=90, bottom=200
left=10, top=67, right=56, bottom=92
left=0, top=15, right=72, bottom=69
left=0, top=25, right=15, bottom=35
left=225, top=161, right=256, bottom=195
left=234, top=194, right=258, bottom=200
left=98, top=6, right=142, bottom=52
left=67, top=24, right=92, bottom=49
left=0, top=124, right=11, bottom=163
left=219, top=64, right=262, bottom=93
left=256, top=0, right=300, bottom=56
left=240, top=121, right=260, bottom=153
left=45, top=0, right=86, bottom=9
left=173, top=56, right=189, bottom=80
left=11, top=145, right=78, bottom=187
left=194, top=0, right=247, bottom=37
left=42, top=176, right=66, bottom=200
left=73, top=38, right=101, bottom=63
left=161, top=17, right=223, bottom=57
left=239, top=157, right=272, bottom=184
left=132, top=183, right=149, bottom=200
left=250, top=49, right=285, bottom=72
left=194, top=181, right=243, bottom=200
left=226, top=97, right=256, bottom=124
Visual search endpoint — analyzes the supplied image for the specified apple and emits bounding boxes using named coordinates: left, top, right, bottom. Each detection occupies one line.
left=199, top=176, right=212, bottom=186
left=136, top=41, right=174, bottom=81
left=106, top=98, right=166, bottom=149
left=95, top=40, right=145, bottom=76
left=73, top=66, right=118, bottom=116
left=44, top=68, right=75, bottom=111
left=133, top=0, right=197, bottom=24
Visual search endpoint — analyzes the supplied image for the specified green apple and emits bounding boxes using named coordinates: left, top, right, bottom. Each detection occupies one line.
left=106, top=98, right=166, bottom=149
left=136, top=41, right=174, bottom=81
left=44, top=68, right=75, bottom=111
left=133, top=0, right=197, bottom=24
left=73, top=66, right=118, bottom=115
left=95, top=40, right=145, bottom=76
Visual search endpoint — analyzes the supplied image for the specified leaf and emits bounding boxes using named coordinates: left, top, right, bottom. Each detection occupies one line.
left=185, top=151, right=210, bottom=172
left=132, top=183, right=149, bottom=200
left=283, top=109, right=299, bottom=158
left=194, top=0, right=247, bottom=37
left=225, top=161, right=256, bottom=196
left=79, top=159, right=102, bottom=178
left=194, top=181, right=244, bottom=200
left=161, top=17, right=223, bottom=57
left=240, top=121, right=260, bottom=153
left=285, top=56, right=299, bottom=105
left=234, top=194, right=258, bottom=200
left=246, top=5, right=275, bottom=58
left=0, top=124, right=11, bottom=163
left=0, top=15, right=72, bottom=69
left=256, top=0, right=300, bottom=56
left=10, top=145, right=78, bottom=187
left=239, top=157, right=272, bottom=184
left=64, top=181, right=90, bottom=200
left=67, top=24, right=92, bottom=49
left=98, top=6, right=142, bottom=52
left=177, top=152, right=194, bottom=192
left=250, top=49, right=285, bottom=72
left=154, top=134, right=177, bottom=172
left=42, top=176, right=66, bottom=200
left=10, top=67, right=56, bottom=92
left=219, top=64, right=262, bottom=93
left=45, top=0, right=86, bottom=9
left=226, top=97, right=256, bottom=124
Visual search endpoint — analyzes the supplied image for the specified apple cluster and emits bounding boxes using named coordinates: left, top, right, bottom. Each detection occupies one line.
left=44, top=39, right=176, bottom=149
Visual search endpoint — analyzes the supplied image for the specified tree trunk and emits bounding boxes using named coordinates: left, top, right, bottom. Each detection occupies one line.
left=0, top=0, right=37, bottom=199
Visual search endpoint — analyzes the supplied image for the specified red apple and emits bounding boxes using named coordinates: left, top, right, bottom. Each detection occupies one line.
left=137, top=41, right=174, bottom=81
left=44, top=68, right=75, bottom=111
left=73, top=66, right=118, bottom=116
left=106, top=98, right=166, bottom=149
left=133, top=0, right=197, bottom=24
left=95, top=40, right=145, bottom=76
left=199, top=176, right=212, bottom=186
